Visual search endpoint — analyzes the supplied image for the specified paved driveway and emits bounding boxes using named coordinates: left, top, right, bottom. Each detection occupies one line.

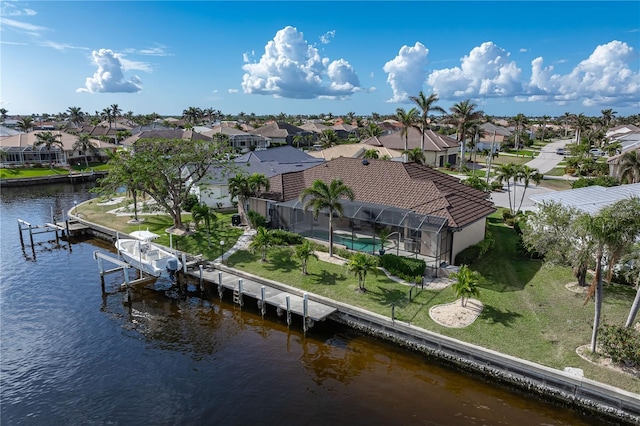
left=489, top=182, right=556, bottom=212
left=524, top=139, right=573, bottom=173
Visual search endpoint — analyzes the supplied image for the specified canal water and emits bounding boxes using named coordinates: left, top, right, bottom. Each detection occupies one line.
left=0, top=183, right=605, bottom=425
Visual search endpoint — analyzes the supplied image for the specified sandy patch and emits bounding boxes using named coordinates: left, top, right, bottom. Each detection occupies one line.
left=430, top=298, right=483, bottom=328
left=575, top=345, right=639, bottom=378
left=425, top=277, right=454, bottom=290
left=565, top=282, right=589, bottom=294
left=315, top=251, right=348, bottom=266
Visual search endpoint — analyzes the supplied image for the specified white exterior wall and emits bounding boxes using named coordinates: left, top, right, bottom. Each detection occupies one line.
left=198, top=184, right=233, bottom=208
left=451, top=218, right=487, bottom=264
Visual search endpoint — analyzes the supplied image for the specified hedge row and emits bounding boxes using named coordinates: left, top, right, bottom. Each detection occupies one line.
left=454, top=230, right=495, bottom=265
left=379, top=253, right=426, bottom=282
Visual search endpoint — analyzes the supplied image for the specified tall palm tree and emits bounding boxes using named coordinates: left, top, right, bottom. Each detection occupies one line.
left=182, top=106, right=203, bottom=127
left=540, top=115, right=550, bottom=142
left=72, top=134, right=98, bottom=168
left=346, top=252, right=378, bottom=292
left=248, top=173, right=270, bottom=194
left=0, top=108, right=8, bottom=123
left=562, top=112, right=573, bottom=138
left=509, top=113, right=528, bottom=151
left=192, top=203, right=217, bottom=247
left=363, top=149, right=379, bottom=160
left=449, top=265, right=481, bottom=307
left=600, top=108, right=617, bottom=129
left=495, top=163, right=517, bottom=215
left=67, top=106, right=85, bottom=128
left=572, top=113, right=591, bottom=145
left=111, top=104, right=122, bottom=129
left=395, top=107, right=419, bottom=162
left=228, top=174, right=252, bottom=225
left=299, top=179, right=355, bottom=257
left=515, top=165, right=543, bottom=215
left=33, top=131, right=63, bottom=168
left=101, top=108, right=113, bottom=129
left=16, top=116, right=35, bottom=133
left=409, top=91, right=445, bottom=152
left=448, top=100, right=483, bottom=166
left=619, top=150, right=640, bottom=183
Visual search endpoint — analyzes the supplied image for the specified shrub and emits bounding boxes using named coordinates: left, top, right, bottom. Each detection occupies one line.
left=462, top=176, right=489, bottom=191
left=502, top=210, right=514, bottom=222
left=571, top=176, right=620, bottom=189
left=379, top=254, right=425, bottom=282
left=247, top=210, right=267, bottom=229
left=455, top=231, right=495, bottom=265
left=270, top=229, right=304, bottom=246
left=599, top=325, right=640, bottom=366
left=490, top=181, right=504, bottom=191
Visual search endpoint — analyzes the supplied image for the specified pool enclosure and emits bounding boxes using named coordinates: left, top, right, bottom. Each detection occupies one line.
left=271, top=198, right=452, bottom=267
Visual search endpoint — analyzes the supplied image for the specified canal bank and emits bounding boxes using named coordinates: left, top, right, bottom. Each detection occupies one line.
left=71, top=211, right=640, bottom=425
left=0, top=170, right=107, bottom=187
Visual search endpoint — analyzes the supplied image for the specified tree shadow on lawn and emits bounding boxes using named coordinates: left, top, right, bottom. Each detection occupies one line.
left=264, top=247, right=298, bottom=273
left=310, top=270, right=342, bottom=286
left=479, top=305, right=522, bottom=327
left=366, top=285, right=408, bottom=307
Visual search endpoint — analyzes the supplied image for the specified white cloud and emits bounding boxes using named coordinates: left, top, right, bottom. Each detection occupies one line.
left=527, top=40, right=640, bottom=107
left=320, top=30, right=335, bottom=45
left=1, top=3, right=37, bottom=17
left=77, top=49, right=143, bottom=93
left=519, top=48, right=528, bottom=53
left=124, top=44, right=172, bottom=57
left=228, top=89, right=238, bottom=94
left=427, top=42, right=522, bottom=99
left=241, top=26, right=362, bottom=99
left=382, top=42, right=429, bottom=102
left=0, top=17, right=47, bottom=34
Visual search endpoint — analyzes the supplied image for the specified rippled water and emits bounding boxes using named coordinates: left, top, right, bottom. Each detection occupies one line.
left=0, top=183, right=603, bottom=425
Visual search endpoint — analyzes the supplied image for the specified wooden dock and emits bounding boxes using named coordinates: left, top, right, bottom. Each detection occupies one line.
left=188, top=263, right=337, bottom=325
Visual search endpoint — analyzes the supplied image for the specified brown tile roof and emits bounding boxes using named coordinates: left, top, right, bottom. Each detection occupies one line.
left=363, top=127, right=459, bottom=152
left=271, top=157, right=495, bottom=228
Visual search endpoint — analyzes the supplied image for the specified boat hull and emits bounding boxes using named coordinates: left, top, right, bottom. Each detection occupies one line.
left=115, top=239, right=181, bottom=278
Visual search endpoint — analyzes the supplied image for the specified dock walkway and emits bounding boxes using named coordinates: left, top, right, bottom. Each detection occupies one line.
left=188, top=263, right=336, bottom=322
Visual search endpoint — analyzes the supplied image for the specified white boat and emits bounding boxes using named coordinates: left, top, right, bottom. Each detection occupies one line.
left=115, top=230, right=181, bottom=278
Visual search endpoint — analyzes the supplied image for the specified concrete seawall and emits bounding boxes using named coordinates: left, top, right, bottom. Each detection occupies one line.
left=74, top=213, right=640, bottom=424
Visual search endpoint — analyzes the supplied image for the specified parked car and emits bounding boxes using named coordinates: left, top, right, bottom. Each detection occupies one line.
left=590, top=148, right=603, bottom=157
left=556, top=148, right=565, bottom=156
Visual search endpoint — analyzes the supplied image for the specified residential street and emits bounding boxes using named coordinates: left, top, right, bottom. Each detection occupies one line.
left=523, top=138, right=573, bottom=174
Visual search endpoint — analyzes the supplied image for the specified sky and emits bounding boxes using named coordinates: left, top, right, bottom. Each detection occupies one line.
left=1, top=1, right=639, bottom=119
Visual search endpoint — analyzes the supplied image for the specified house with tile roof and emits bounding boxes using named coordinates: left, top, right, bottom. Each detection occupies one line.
left=476, top=122, right=512, bottom=152
left=192, top=145, right=325, bottom=209
left=202, top=126, right=269, bottom=152
left=362, top=127, right=460, bottom=166
left=306, top=143, right=394, bottom=161
left=119, top=129, right=212, bottom=147
left=250, top=157, right=495, bottom=268
left=0, top=130, right=117, bottom=167
left=252, top=122, right=312, bottom=146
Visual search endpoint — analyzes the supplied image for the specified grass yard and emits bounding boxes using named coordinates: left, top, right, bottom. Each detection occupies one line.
left=537, top=178, right=573, bottom=191
left=0, top=163, right=110, bottom=179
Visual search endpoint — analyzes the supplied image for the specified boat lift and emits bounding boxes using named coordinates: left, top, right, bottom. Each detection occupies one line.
left=93, top=250, right=154, bottom=304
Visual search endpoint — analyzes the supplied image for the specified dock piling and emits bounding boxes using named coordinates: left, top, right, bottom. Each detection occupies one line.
left=303, top=293, right=309, bottom=332
left=218, top=272, right=224, bottom=299
left=286, top=295, right=291, bottom=326
left=260, top=286, right=266, bottom=317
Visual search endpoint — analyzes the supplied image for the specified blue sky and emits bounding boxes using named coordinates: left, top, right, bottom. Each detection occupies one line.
left=1, top=1, right=639, bottom=118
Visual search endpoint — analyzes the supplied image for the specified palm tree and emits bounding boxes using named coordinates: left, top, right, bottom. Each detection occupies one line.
left=182, top=106, right=203, bottom=127
left=395, top=107, right=419, bottom=162
left=363, top=149, right=379, bottom=160
left=295, top=240, right=318, bottom=275
left=621, top=243, right=640, bottom=328
left=110, top=104, right=122, bottom=129
left=509, top=113, right=528, bottom=152
left=619, top=150, right=640, bottom=183
left=319, top=129, right=339, bottom=149
left=228, top=174, right=252, bottom=225
left=540, top=115, right=550, bottom=142
left=448, top=100, right=483, bottom=166
left=0, top=108, right=7, bottom=123
left=572, top=113, right=591, bottom=145
left=192, top=203, right=217, bottom=247
left=16, top=116, right=35, bottom=133
left=581, top=198, right=640, bottom=353
left=248, top=173, right=270, bottom=195
left=34, top=131, right=63, bottom=169
left=449, top=265, right=481, bottom=307
left=72, top=134, right=98, bottom=168
left=409, top=91, right=445, bottom=152
left=361, top=122, right=383, bottom=139
left=299, top=179, right=355, bottom=257
left=562, top=112, right=573, bottom=138
left=101, top=108, right=113, bottom=129
left=403, top=147, right=425, bottom=165
left=600, top=108, right=617, bottom=129
left=250, top=226, right=273, bottom=262
left=515, top=166, right=543, bottom=215
left=67, top=106, right=85, bottom=128
left=347, top=252, right=378, bottom=292
left=495, top=163, right=517, bottom=215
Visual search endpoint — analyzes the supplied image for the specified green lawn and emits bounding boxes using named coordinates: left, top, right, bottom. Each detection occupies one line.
left=1, top=163, right=110, bottom=179
left=80, top=197, right=640, bottom=393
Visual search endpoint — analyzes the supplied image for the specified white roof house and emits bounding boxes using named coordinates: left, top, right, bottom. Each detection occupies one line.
left=529, top=183, right=640, bottom=215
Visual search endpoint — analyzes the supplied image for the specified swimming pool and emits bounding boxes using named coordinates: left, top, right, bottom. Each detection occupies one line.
left=301, top=230, right=383, bottom=254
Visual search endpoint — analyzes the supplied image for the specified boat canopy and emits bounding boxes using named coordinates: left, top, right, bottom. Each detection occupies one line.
left=130, top=230, right=160, bottom=241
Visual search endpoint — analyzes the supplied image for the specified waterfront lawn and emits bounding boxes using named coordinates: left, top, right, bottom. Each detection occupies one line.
left=0, top=167, right=72, bottom=179
left=226, top=213, right=640, bottom=393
